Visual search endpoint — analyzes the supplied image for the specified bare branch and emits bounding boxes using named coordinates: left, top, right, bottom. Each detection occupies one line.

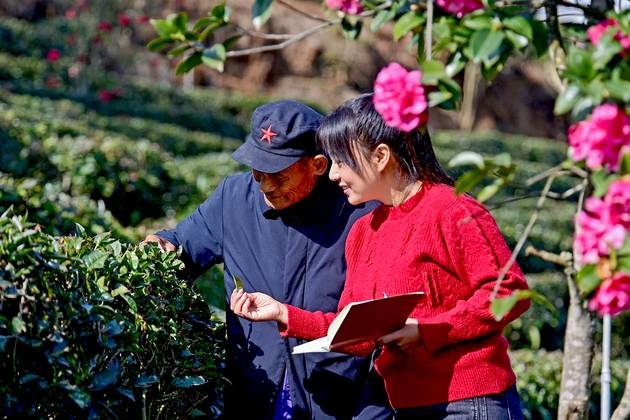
left=225, top=2, right=392, bottom=57
left=277, top=0, right=329, bottom=22
left=525, top=245, right=571, bottom=268
left=491, top=171, right=558, bottom=301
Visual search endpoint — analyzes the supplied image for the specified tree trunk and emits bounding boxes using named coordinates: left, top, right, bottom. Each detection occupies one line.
left=557, top=271, right=596, bottom=420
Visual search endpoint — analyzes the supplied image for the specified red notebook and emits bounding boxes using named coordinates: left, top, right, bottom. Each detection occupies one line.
left=292, top=292, right=425, bottom=354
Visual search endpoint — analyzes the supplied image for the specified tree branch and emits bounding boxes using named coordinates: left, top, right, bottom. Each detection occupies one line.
left=491, top=170, right=558, bottom=301
left=525, top=245, right=572, bottom=268
left=225, top=2, right=392, bottom=57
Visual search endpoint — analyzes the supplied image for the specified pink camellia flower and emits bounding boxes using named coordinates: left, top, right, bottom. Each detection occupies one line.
left=574, top=197, right=627, bottom=265
left=97, top=21, right=113, bottom=32
left=45, top=77, right=60, bottom=89
left=435, top=0, right=484, bottom=18
left=135, top=14, right=150, bottom=24
left=373, top=62, right=428, bottom=132
left=325, top=0, right=363, bottom=15
left=605, top=179, right=630, bottom=228
left=46, top=49, right=61, bottom=63
left=99, top=89, right=113, bottom=103
left=589, top=271, right=630, bottom=317
left=65, top=8, right=77, bottom=20
left=587, top=18, right=619, bottom=46
left=118, top=13, right=130, bottom=27
left=587, top=18, right=630, bottom=56
left=568, top=104, right=630, bottom=172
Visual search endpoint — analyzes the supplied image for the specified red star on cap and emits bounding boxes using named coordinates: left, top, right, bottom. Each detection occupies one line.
left=260, top=125, right=278, bottom=144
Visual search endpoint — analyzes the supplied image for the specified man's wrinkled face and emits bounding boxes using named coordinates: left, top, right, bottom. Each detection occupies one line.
left=252, top=157, right=321, bottom=210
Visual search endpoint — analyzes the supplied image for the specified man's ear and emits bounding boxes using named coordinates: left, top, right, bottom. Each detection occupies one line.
left=373, top=144, right=391, bottom=173
left=310, top=154, right=328, bottom=176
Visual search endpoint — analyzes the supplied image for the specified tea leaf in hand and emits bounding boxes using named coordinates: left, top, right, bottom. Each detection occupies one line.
left=233, top=274, right=244, bottom=292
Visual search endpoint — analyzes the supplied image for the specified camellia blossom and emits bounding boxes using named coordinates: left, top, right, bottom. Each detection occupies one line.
left=99, top=89, right=113, bottom=103
left=568, top=103, right=630, bottom=172
left=46, top=49, right=61, bottom=63
left=97, top=21, right=113, bottom=32
left=373, top=62, right=428, bottom=132
left=605, top=179, right=630, bottom=228
left=118, top=13, right=130, bottom=27
left=574, top=197, right=627, bottom=265
left=65, top=8, right=77, bottom=20
left=587, top=18, right=630, bottom=53
left=435, top=0, right=484, bottom=18
left=589, top=271, right=630, bottom=317
left=325, top=0, right=363, bottom=15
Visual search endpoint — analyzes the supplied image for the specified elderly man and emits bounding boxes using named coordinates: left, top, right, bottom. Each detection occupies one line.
left=143, top=101, right=392, bottom=420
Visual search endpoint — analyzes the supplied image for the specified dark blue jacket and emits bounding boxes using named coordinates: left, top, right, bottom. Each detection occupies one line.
left=157, top=172, right=391, bottom=419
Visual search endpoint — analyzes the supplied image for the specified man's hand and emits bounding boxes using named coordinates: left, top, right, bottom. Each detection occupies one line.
left=141, top=234, right=177, bottom=253
left=375, top=318, right=423, bottom=352
left=230, top=290, right=288, bottom=326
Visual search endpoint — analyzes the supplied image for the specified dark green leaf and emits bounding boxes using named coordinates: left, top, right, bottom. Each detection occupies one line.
left=621, top=151, right=630, bottom=176
left=83, top=250, right=109, bottom=270
left=427, top=91, right=452, bottom=107
left=252, top=0, right=274, bottom=30
left=591, top=170, right=618, bottom=198
left=462, top=16, right=493, bottom=31
left=121, top=294, right=138, bottom=313
left=211, top=3, right=227, bottom=20
left=202, top=45, right=227, bottom=72
left=393, top=12, right=425, bottom=41
left=504, top=29, right=529, bottom=49
left=167, top=45, right=192, bottom=57
left=223, top=34, right=243, bottom=50
left=445, top=51, right=467, bottom=77
left=233, top=274, right=244, bottom=292
left=175, top=52, right=203, bottom=76
left=554, top=84, right=581, bottom=115
left=477, top=179, right=503, bottom=203
left=200, top=22, right=225, bottom=42
left=502, top=16, right=533, bottom=40
left=341, top=17, right=363, bottom=41
left=168, top=13, right=189, bottom=32
left=193, top=17, right=218, bottom=31
left=172, top=376, right=207, bottom=387
left=147, top=37, right=176, bottom=51
left=577, top=265, right=601, bottom=296
left=371, top=8, right=397, bottom=32
left=150, top=19, right=176, bottom=38
left=605, top=78, right=630, bottom=102
left=469, top=29, right=506, bottom=64
left=454, top=167, right=488, bottom=195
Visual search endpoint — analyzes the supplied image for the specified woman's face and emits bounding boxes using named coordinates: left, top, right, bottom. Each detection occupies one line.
left=329, top=151, right=381, bottom=205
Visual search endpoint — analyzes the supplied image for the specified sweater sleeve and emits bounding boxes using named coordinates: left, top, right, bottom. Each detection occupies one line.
left=416, top=199, right=530, bottom=354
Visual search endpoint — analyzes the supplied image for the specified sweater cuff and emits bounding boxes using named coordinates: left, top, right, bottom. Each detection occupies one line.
left=280, top=304, right=328, bottom=341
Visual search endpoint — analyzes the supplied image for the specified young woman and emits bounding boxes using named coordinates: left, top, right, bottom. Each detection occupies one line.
left=231, top=94, right=530, bottom=420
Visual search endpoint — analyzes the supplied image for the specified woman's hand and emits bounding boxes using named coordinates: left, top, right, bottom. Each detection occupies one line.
left=375, top=318, right=422, bottom=352
left=230, top=289, right=288, bottom=325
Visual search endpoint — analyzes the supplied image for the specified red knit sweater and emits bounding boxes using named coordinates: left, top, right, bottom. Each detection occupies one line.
left=282, top=183, right=530, bottom=408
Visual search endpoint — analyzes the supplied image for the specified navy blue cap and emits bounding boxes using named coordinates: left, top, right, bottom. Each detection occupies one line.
left=231, top=100, right=323, bottom=173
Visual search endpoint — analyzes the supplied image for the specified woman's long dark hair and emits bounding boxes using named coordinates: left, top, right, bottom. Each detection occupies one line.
left=316, top=93, right=454, bottom=186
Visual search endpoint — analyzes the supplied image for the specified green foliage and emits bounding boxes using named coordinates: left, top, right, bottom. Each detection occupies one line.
left=0, top=208, right=226, bottom=419
left=512, top=348, right=628, bottom=420
left=0, top=87, right=245, bottom=227
left=0, top=173, right=132, bottom=241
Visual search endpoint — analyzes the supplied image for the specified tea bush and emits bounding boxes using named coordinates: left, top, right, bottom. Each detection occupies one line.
left=0, top=208, right=226, bottom=419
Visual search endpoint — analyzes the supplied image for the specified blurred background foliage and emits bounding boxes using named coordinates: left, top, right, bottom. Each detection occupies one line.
left=0, top=1, right=628, bottom=419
